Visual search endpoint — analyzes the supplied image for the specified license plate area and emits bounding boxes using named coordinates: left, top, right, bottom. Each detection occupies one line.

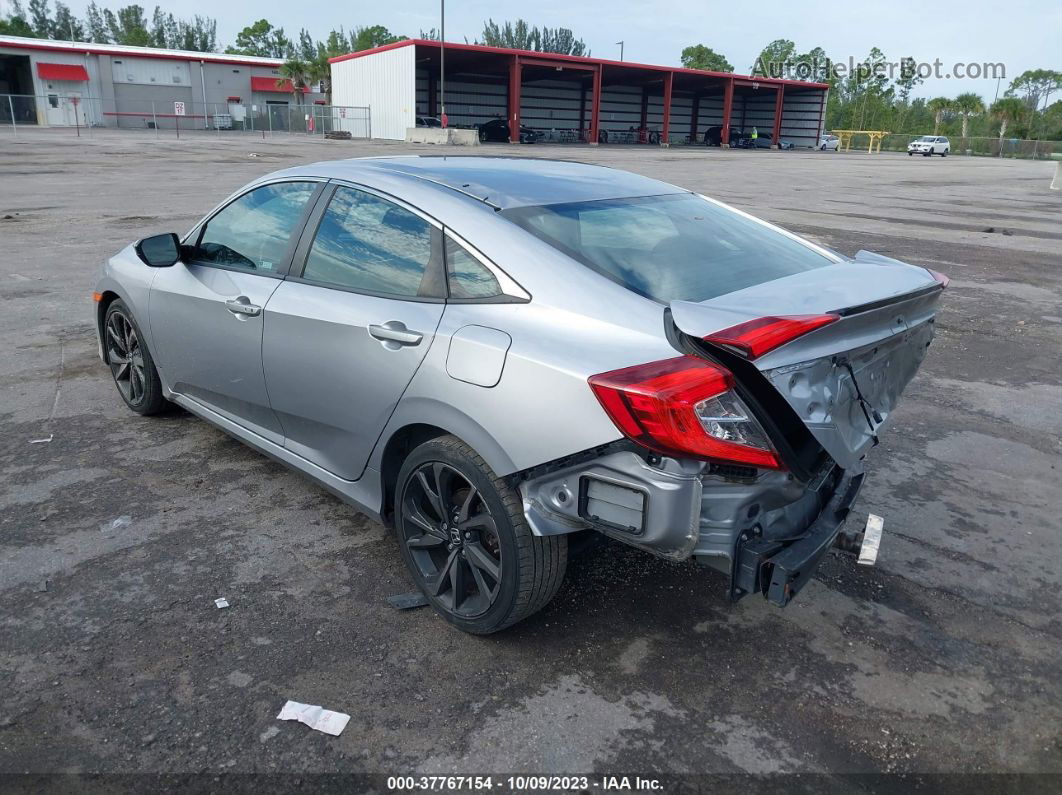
left=579, top=475, right=647, bottom=536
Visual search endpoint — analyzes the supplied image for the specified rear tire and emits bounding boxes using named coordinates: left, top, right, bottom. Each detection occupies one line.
left=942, top=149, right=948, bottom=157
left=103, top=299, right=168, bottom=416
left=394, top=435, right=567, bottom=634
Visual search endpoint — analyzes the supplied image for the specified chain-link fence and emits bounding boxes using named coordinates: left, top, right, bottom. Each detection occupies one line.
left=0, top=94, right=371, bottom=139
left=848, top=132, right=1062, bottom=159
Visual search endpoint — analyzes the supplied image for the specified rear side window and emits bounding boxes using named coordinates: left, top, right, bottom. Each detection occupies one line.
left=301, top=186, right=435, bottom=297
left=502, top=193, right=837, bottom=303
left=445, top=236, right=502, bottom=299
left=196, top=182, right=316, bottom=273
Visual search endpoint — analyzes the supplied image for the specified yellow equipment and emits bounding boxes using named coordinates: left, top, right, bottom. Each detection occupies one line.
left=830, top=130, right=890, bottom=153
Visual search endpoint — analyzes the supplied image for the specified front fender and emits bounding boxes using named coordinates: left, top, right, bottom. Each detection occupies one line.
left=94, top=244, right=158, bottom=365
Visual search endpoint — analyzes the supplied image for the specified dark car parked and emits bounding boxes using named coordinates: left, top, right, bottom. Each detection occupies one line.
left=478, top=118, right=541, bottom=143
left=703, top=125, right=741, bottom=147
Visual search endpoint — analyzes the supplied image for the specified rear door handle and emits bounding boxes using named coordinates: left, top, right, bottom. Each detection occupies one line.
left=369, top=321, right=423, bottom=347
left=225, top=297, right=261, bottom=317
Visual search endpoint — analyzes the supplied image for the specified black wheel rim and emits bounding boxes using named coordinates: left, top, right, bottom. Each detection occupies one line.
left=401, top=462, right=502, bottom=618
left=106, top=310, right=145, bottom=405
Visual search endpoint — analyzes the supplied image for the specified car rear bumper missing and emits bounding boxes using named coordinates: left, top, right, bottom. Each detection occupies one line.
left=730, top=472, right=864, bottom=606
left=521, top=449, right=869, bottom=606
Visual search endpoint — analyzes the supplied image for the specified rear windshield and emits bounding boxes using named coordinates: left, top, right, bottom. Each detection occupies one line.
left=501, top=193, right=836, bottom=303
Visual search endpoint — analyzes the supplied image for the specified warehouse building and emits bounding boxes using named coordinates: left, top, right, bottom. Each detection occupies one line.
left=330, top=39, right=828, bottom=147
left=0, top=34, right=324, bottom=130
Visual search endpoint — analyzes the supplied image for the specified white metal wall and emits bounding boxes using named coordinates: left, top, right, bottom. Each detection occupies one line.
left=110, top=55, right=191, bottom=88
left=332, top=46, right=415, bottom=140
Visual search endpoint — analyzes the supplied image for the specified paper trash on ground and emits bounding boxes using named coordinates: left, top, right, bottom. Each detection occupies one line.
left=276, top=700, right=350, bottom=736
left=214, top=598, right=230, bottom=609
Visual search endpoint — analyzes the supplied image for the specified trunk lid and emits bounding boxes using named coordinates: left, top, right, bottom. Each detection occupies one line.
left=670, top=253, right=944, bottom=472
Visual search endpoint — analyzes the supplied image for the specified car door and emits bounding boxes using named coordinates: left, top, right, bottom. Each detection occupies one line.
left=149, top=180, right=323, bottom=443
left=262, top=183, right=446, bottom=480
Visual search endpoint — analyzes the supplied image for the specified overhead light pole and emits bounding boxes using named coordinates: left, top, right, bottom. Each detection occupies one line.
left=616, top=41, right=624, bottom=61
left=440, top=0, right=447, bottom=128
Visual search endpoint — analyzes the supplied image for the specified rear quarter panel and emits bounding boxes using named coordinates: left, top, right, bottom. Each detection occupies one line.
left=373, top=299, right=678, bottom=477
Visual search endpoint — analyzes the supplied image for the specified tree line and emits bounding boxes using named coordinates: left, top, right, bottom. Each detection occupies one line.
left=683, top=38, right=1062, bottom=141
left=1, top=1, right=216, bottom=51
left=3, top=4, right=1057, bottom=140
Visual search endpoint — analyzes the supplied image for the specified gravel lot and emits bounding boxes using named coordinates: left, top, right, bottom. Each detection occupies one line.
left=1, top=129, right=1060, bottom=782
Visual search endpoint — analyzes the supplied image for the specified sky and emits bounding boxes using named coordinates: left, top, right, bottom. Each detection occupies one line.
left=28, top=0, right=1062, bottom=101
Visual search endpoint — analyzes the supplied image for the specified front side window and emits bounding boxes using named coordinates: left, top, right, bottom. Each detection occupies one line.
left=196, top=182, right=316, bottom=273
left=301, top=186, right=435, bottom=297
left=502, top=193, right=837, bottom=303
left=445, top=237, right=502, bottom=299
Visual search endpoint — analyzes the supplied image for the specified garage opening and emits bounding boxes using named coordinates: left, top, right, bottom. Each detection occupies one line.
left=338, top=41, right=828, bottom=146
left=0, top=54, right=37, bottom=124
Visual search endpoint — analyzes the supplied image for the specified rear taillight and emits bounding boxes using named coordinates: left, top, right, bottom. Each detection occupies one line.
left=927, top=268, right=950, bottom=288
left=703, top=314, right=839, bottom=359
left=588, top=356, right=782, bottom=469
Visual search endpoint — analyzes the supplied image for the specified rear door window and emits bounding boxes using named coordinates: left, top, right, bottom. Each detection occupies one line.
left=300, top=186, right=438, bottom=298
left=445, top=236, right=502, bottom=299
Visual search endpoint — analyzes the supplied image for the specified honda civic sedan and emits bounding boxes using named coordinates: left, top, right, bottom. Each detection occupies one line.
left=94, top=157, right=946, bottom=634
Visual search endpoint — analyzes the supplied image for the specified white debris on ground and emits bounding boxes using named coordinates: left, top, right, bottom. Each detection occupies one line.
left=214, top=598, right=230, bottom=609
left=276, top=700, right=350, bottom=736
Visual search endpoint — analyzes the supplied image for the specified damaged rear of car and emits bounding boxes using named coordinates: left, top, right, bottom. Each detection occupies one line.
left=513, top=192, right=945, bottom=607
left=97, top=156, right=943, bottom=634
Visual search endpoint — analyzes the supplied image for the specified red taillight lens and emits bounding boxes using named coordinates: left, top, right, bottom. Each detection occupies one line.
left=704, top=314, right=839, bottom=359
left=927, top=268, right=950, bottom=288
left=588, top=356, right=782, bottom=469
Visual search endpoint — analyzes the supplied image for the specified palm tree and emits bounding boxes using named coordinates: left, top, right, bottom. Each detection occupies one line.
left=989, top=97, right=1026, bottom=156
left=927, top=97, right=952, bottom=135
left=953, top=92, right=985, bottom=140
left=307, top=54, right=331, bottom=105
left=278, top=58, right=311, bottom=104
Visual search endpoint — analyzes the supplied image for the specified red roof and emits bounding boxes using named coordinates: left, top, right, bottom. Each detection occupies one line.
left=330, top=39, right=830, bottom=90
left=1, top=36, right=284, bottom=68
left=37, top=62, right=89, bottom=81
left=251, top=76, right=307, bottom=93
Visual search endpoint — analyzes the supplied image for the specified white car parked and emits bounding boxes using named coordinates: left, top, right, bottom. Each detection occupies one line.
left=908, top=136, right=950, bottom=157
left=819, top=134, right=840, bottom=151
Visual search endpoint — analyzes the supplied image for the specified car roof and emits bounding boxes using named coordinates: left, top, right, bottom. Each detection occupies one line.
left=278, top=156, right=686, bottom=210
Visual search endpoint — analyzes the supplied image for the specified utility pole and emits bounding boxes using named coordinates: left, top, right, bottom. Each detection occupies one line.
left=616, top=41, right=624, bottom=62
left=439, top=0, right=447, bottom=128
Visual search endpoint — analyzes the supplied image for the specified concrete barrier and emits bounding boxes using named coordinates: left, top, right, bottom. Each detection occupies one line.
left=1052, top=161, right=1061, bottom=191
left=405, top=128, right=479, bottom=146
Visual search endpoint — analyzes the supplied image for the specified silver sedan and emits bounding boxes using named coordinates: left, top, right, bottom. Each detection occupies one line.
left=94, top=157, right=946, bottom=633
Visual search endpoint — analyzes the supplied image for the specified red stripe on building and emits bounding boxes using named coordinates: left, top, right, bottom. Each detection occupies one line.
left=251, top=76, right=306, bottom=93
left=37, top=62, right=90, bottom=81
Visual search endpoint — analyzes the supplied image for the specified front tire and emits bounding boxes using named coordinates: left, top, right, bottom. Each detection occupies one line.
left=394, top=436, right=566, bottom=634
left=103, top=299, right=168, bottom=415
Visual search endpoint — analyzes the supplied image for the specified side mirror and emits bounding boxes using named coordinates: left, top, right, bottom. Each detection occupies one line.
left=135, top=233, right=182, bottom=267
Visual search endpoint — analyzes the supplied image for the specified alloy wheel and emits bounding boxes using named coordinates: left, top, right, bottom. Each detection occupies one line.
left=106, top=309, right=146, bottom=405
left=401, top=462, right=503, bottom=618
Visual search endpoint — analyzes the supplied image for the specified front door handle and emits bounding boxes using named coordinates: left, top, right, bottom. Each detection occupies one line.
left=369, top=321, right=423, bottom=347
left=226, top=297, right=261, bottom=317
